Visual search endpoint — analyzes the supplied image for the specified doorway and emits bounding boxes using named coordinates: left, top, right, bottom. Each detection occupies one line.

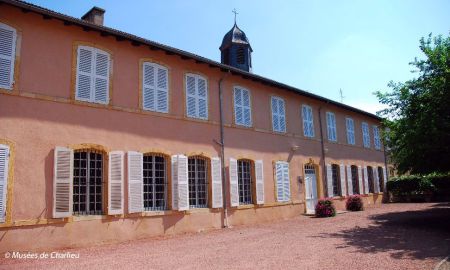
left=304, top=164, right=318, bottom=214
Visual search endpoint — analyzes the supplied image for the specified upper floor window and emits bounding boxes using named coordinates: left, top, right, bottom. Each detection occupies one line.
left=275, top=161, right=290, bottom=202
left=302, top=105, right=314, bottom=137
left=142, top=62, right=168, bottom=113
left=362, top=122, right=371, bottom=148
left=373, top=125, right=381, bottom=150
left=186, top=74, right=208, bottom=120
left=75, top=46, right=111, bottom=104
left=0, top=23, right=17, bottom=90
left=326, top=112, right=337, bottom=142
left=234, top=86, right=252, bottom=127
left=271, top=96, right=286, bottom=133
left=346, top=117, right=355, bottom=145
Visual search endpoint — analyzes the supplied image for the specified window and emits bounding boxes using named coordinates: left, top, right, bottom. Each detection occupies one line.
left=331, top=164, right=341, bottom=197
left=186, top=74, right=208, bottom=120
left=351, top=165, right=359, bottom=195
left=142, top=62, right=169, bottom=113
left=73, top=151, right=104, bottom=215
left=238, top=159, right=253, bottom=205
left=0, top=23, right=17, bottom=90
left=373, top=125, right=381, bottom=150
left=271, top=96, right=286, bottom=133
left=275, top=161, right=290, bottom=202
left=236, top=46, right=245, bottom=64
left=362, top=122, right=370, bottom=148
left=302, top=105, right=314, bottom=137
left=188, top=156, right=208, bottom=208
left=0, top=144, right=10, bottom=223
left=143, top=154, right=167, bottom=211
left=367, top=166, right=374, bottom=193
left=377, top=166, right=384, bottom=192
left=346, top=117, right=355, bottom=145
left=326, top=112, right=337, bottom=142
left=234, top=86, right=252, bottom=127
left=75, top=46, right=111, bottom=104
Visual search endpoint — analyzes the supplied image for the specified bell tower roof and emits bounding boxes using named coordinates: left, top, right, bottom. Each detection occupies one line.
left=220, top=23, right=253, bottom=51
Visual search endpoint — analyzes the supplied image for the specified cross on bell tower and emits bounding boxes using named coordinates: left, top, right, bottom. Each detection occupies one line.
left=232, top=8, right=238, bottom=24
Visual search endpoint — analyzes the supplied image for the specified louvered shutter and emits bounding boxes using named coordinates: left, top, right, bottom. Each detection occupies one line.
left=211, top=157, right=223, bottom=208
left=229, top=158, right=239, bottom=207
left=326, top=164, right=333, bottom=197
left=234, top=88, right=243, bottom=125
left=373, top=168, right=380, bottom=193
left=127, top=151, right=143, bottom=213
left=255, top=160, right=264, bottom=204
left=171, top=155, right=179, bottom=210
left=142, top=63, right=156, bottom=111
left=308, top=107, right=314, bottom=136
left=156, top=66, right=168, bottom=113
left=358, top=166, right=364, bottom=195
left=176, top=155, right=189, bottom=210
left=346, top=165, right=353, bottom=195
left=52, top=147, right=73, bottom=218
left=383, top=167, right=388, bottom=191
left=271, top=97, right=279, bottom=131
left=278, top=99, right=286, bottom=132
left=0, top=23, right=17, bottom=90
left=197, top=77, right=208, bottom=119
left=340, top=164, right=347, bottom=196
left=363, top=166, right=369, bottom=194
left=0, top=145, right=10, bottom=222
left=108, top=151, right=124, bottom=215
left=302, top=106, right=309, bottom=136
left=282, top=162, right=290, bottom=201
left=186, top=75, right=197, bottom=118
left=76, top=46, right=94, bottom=101
left=242, top=89, right=251, bottom=126
left=93, top=49, right=110, bottom=104
left=275, top=162, right=284, bottom=201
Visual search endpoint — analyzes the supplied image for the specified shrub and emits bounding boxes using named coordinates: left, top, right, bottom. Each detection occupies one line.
left=315, top=198, right=336, bottom=218
left=346, top=195, right=364, bottom=211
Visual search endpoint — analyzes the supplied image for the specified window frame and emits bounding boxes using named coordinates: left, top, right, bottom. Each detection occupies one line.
left=0, top=22, right=17, bottom=91
left=143, top=153, right=168, bottom=211
left=326, top=112, right=337, bottom=142
left=367, top=166, right=374, bottom=193
left=233, top=86, right=252, bottom=127
left=362, top=122, right=371, bottom=148
left=351, top=165, right=359, bottom=195
left=185, top=73, right=208, bottom=120
left=187, top=156, right=210, bottom=208
left=331, top=164, right=341, bottom=197
left=237, top=159, right=254, bottom=205
left=302, top=105, right=315, bottom=138
left=346, top=117, right=355, bottom=145
left=141, top=62, right=169, bottom=113
left=271, top=96, right=286, bottom=133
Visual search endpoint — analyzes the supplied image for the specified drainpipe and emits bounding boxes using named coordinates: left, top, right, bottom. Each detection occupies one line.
left=318, top=106, right=327, bottom=198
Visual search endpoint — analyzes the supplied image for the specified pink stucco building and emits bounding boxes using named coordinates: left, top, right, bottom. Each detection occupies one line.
left=0, top=0, right=388, bottom=252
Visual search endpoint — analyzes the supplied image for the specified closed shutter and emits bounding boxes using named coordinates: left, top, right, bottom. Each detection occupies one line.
left=278, top=99, right=286, bottom=132
left=76, top=46, right=94, bottom=101
left=0, top=23, right=17, bottom=90
left=127, top=151, right=143, bottom=213
left=186, top=75, right=197, bottom=118
left=197, top=77, right=207, bottom=119
left=383, top=167, right=388, bottom=191
left=229, top=158, right=239, bottom=207
left=108, top=151, right=124, bottom=215
left=242, top=89, right=251, bottom=126
left=326, top=164, right=333, bottom=197
left=363, top=166, right=369, bottom=194
left=234, top=87, right=243, bottom=125
left=0, top=145, right=10, bottom=222
left=142, top=63, right=156, bottom=111
left=176, top=155, right=189, bottom=210
left=373, top=168, right=379, bottom=193
left=186, top=74, right=208, bottom=119
left=302, top=105, right=314, bottom=137
left=340, top=164, right=347, bottom=196
left=271, top=97, right=279, bottom=132
left=211, top=157, right=223, bottom=208
left=53, top=147, right=73, bottom=218
left=346, top=165, right=353, bottom=195
left=271, top=97, right=286, bottom=133
left=255, top=160, right=264, bottom=205
left=143, top=63, right=169, bottom=113
left=93, top=49, right=110, bottom=104
left=358, top=166, right=364, bottom=195
left=156, top=66, right=168, bottom=113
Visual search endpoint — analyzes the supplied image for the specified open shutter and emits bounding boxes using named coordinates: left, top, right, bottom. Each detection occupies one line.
left=75, top=46, right=94, bottom=101
left=275, top=162, right=284, bottom=201
left=326, top=164, right=333, bottom=197
left=53, top=147, right=73, bottom=218
left=108, top=151, right=124, bottom=215
left=177, top=155, right=189, bottom=211
left=340, top=164, right=347, bottom=196
left=358, top=166, right=364, bottom=195
left=211, top=157, right=223, bottom=208
left=346, top=165, right=353, bottom=195
left=156, top=66, right=168, bottom=113
left=0, top=23, right=17, bottom=90
left=93, top=49, right=110, bottom=104
left=186, top=75, right=197, bottom=118
left=229, top=158, right=239, bottom=207
left=255, top=160, right=264, bottom=205
left=0, top=145, right=10, bottom=222
left=383, top=167, right=388, bottom=191
left=128, top=151, right=143, bottom=213
left=142, top=63, right=156, bottom=111
left=171, top=155, right=179, bottom=210
left=363, top=166, right=369, bottom=194
left=282, top=162, right=290, bottom=201
left=373, top=168, right=380, bottom=193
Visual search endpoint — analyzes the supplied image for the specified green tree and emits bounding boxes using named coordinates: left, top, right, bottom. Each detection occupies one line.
left=376, top=33, right=450, bottom=175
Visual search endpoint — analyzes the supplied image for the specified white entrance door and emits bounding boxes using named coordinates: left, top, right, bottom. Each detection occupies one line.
left=304, top=164, right=318, bottom=214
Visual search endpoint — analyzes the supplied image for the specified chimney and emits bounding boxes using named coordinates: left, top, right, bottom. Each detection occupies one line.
left=81, top=7, right=105, bottom=26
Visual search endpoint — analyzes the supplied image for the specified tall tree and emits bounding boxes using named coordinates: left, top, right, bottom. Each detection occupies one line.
left=376, top=33, right=450, bottom=175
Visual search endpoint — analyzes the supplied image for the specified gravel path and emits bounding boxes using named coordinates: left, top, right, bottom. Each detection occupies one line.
left=1, top=203, right=449, bottom=270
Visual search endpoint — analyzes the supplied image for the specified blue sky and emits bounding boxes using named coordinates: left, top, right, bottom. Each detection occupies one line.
left=28, top=0, right=449, bottom=114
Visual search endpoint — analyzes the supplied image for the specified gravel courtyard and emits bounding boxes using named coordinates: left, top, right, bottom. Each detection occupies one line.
left=1, top=203, right=449, bottom=270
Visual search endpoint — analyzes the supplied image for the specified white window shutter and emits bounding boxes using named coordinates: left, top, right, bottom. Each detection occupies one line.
left=271, top=97, right=279, bottom=132
left=142, top=63, right=156, bottom=111
left=52, top=147, right=73, bottom=218
left=346, top=165, right=353, bottom=195
left=171, top=155, right=179, bottom=210
left=255, top=160, right=264, bottom=205
left=229, top=158, right=239, bottom=207
left=278, top=99, right=286, bottom=132
left=197, top=77, right=208, bottom=119
left=282, top=162, right=290, bottom=201
left=383, top=167, right=388, bottom=191
left=156, top=67, right=169, bottom=113
left=0, top=23, right=17, bottom=90
left=93, top=49, right=110, bottom=104
left=358, top=166, right=364, bottom=195
left=108, top=151, right=124, bottom=215
left=339, top=164, right=347, bottom=196
left=242, top=89, right=251, bottom=126
left=127, top=151, right=143, bottom=213
left=186, top=75, right=197, bottom=118
left=326, top=164, right=333, bottom=197
left=211, top=157, right=223, bottom=208
left=363, top=166, right=369, bottom=194
left=75, top=46, right=94, bottom=101
left=0, top=145, right=10, bottom=222
left=373, top=168, right=380, bottom=193
left=275, top=162, right=284, bottom=202
left=234, top=88, right=243, bottom=125
left=177, top=155, right=189, bottom=211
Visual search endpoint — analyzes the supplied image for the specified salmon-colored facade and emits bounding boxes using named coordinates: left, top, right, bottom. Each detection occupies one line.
left=0, top=1, right=387, bottom=252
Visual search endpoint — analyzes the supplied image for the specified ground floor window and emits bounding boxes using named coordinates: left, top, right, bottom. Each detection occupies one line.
left=73, top=151, right=103, bottom=215
left=367, top=166, right=374, bottom=193
left=188, top=156, right=208, bottom=208
left=377, top=166, right=384, bottom=192
left=143, top=154, right=167, bottom=211
left=238, top=159, right=253, bottom=205
left=351, top=165, right=359, bottom=195
left=331, top=164, right=341, bottom=196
